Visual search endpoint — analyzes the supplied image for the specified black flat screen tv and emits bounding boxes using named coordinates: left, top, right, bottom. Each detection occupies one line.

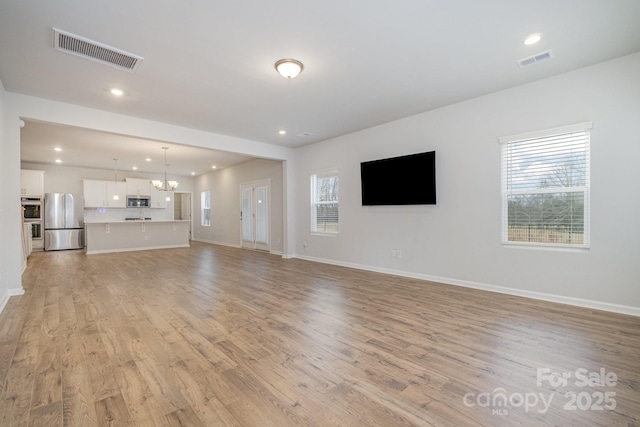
left=361, top=151, right=436, bottom=205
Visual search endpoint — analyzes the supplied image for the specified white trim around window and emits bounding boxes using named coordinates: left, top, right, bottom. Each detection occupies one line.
left=500, top=122, right=592, bottom=249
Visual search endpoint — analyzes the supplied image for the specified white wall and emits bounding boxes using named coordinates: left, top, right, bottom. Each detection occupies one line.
left=193, top=158, right=284, bottom=253
left=20, top=162, right=195, bottom=194
left=0, top=77, right=10, bottom=312
left=294, top=53, right=640, bottom=313
left=21, top=162, right=195, bottom=222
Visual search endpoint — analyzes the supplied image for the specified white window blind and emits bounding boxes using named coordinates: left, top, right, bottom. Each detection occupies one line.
left=500, top=122, right=591, bottom=247
left=311, top=170, right=339, bottom=234
left=201, top=190, right=211, bottom=227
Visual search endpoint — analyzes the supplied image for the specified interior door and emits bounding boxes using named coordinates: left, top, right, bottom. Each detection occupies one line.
left=180, top=193, right=192, bottom=240
left=241, top=180, right=269, bottom=251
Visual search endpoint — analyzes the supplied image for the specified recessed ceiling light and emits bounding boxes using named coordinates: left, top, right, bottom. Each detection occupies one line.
left=54, top=147, right=62, bottom=152
left=211, top=165, right=217, bottom=169
left=524, top=33, right=542, bottom=46
left=55, top=159, right=62, bottom=163
left=191, top=172, right=195, bottom=175
left=110, top=88, right=124, bottom=96
left=132, top=166, right=138, bottom=170
left=279, top=130, right=286, bottom=135
left=145, top=158, right=151, bottom=162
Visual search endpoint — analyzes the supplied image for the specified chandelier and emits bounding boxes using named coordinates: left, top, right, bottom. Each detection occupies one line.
left=151, top=147, right=178, bottom=191
left=112, top=158, right=120, bottom=200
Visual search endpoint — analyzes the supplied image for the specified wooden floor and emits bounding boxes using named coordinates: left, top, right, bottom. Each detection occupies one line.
left=1, top=242, right=639, bottom=426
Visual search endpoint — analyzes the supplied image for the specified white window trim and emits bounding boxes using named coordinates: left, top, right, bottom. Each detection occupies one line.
left=310, top=169, right=339, bottom=236
left=500, top=122, right=592, bottom=249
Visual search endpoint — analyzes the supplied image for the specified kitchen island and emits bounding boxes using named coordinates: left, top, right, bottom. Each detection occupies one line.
left=85, top=220, right=190, bottom=254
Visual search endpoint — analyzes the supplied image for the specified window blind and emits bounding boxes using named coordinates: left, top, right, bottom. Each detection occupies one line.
left=500, top=123, right=591, bottom=247
left=311, top=170, right=339, bottom=234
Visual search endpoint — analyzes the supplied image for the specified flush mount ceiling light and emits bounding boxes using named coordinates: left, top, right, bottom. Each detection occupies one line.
left=275, top=59, right=303, bottom=79
left=524, top=33, right=542, bottom=45
left=151, top=147, right=178, bottom=191
left=110, top=88, right=124, bottom=96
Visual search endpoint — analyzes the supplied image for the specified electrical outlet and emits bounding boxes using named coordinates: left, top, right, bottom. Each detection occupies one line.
left=396, top=250, right=402, bottom=259
left=391, top=249, right=397, bottom=257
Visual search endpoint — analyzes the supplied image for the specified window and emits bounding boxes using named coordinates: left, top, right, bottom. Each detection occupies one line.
left=311, top=170, right=339, bottom=234
left=500, top=122, right=591, bottom=248
left=201, top=190, right=211, bottom=226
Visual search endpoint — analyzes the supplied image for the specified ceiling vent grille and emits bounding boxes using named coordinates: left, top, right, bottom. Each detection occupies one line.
left=517, top=50, right=553, bottom=68
left=53, top=28, right=143, bottom=73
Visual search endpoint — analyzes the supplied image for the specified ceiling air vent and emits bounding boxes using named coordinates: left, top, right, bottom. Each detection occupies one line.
left=53, top=28, right=143, bottom=73
left=517, top=50, right=553, bottom=68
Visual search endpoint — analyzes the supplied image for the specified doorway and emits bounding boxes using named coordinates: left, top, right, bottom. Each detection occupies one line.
left=240, top=180, right=270, bottom=251
left=173, top=192, right=192, bottom=241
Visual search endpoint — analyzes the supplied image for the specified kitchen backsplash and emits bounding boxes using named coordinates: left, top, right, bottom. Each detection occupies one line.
left=84, top=207, right=174, bottom=222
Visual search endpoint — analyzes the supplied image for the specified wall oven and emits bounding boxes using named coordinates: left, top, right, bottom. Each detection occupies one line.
left=21, top=197, right=42, bottom=220
left=21, top=197, right=43, bottom=249
left=29, top=221, right=43, bottom=239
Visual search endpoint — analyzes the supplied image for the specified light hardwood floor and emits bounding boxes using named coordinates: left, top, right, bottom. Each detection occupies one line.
left=1, top=242, right=639, bottom=426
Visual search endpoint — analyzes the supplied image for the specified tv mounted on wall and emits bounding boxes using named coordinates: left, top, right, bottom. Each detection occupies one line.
left=361, top=151, right=436, bottom=205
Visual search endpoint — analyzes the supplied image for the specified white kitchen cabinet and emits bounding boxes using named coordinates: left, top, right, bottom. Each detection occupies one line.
left=83, top=179, right=126, bottom=208
left=106, top=182, right=127, bottom=208
left=149, top=186, right=168, bottom=208
left=126, top=178, right=151, bottom=196
left=83, top=180, right=106, bottom=207
left=20, top=170, right=44, bottom=196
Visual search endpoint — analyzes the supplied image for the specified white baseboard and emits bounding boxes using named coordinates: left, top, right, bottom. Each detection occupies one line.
left=293, top=254, right=640, bottom=317
left=194, top=239, right=285, bottom=256
left=0, top=292, right=9, bottom=315
left=192, top=238, right=242, bottom=249
left=8, top=288, right=25, bottom=296
left=86, top=244, right=190, bottom=255
left=0, top=287, right=25, bottom=316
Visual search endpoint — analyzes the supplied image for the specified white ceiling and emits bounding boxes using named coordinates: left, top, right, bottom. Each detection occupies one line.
left=2, top=0, right=640, bottom=173
left=19, top=121, right=255, bottom=176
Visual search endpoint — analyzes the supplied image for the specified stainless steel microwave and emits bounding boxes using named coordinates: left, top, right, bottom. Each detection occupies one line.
left=126, top=195, right=151, bottom=208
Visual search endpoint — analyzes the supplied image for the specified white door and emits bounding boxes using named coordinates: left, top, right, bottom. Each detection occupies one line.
left=180, top=193, right=191, bottom=221
left=241, top=180, right=269, bottom=251
left=176, top=193, right=192, bottom=241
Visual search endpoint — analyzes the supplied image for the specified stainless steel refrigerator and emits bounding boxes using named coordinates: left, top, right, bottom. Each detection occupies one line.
left=44, top=193, right=85, bottom=251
